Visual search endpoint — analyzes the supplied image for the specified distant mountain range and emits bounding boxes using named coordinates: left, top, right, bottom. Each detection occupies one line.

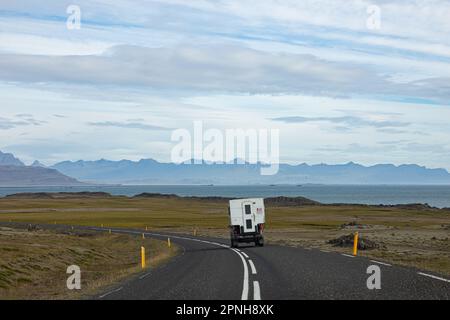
left=2, top=150, right=450, bottom=186
left=0, top=150, right=24, bottom=166
left=0, top=151, right=84, bottom=187
left=51, top=158, right=450, bottom=185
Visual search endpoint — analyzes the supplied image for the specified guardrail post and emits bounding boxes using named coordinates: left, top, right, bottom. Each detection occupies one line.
left=353, top=232, right=359, bottom=256
left=141, top=246, right=146, bottom=269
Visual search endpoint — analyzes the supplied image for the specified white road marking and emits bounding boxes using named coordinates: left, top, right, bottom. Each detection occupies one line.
left=342, top=254, right=356, bottom=258
left=248, top=259, right=257, bottom=275
left=370, top=260, right=392, bottom=267
left=139, top=273, right=151, bottom=280
left=98, top=287, right=123, bottom=299
left=253, top=281, right=261, bottom=300
left=418, top=272, right=450, bottom=283
left=231, top=248, right=249, bottom=300
left=241, top=252, right=249, bottom=259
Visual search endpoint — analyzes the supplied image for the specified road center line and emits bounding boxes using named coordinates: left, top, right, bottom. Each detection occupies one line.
left=248, top=259, right=257, bottom=275
left=231, top=248, right=249, bottom=300
left=241, top=252, right=249, bottom=259
left=370, top=260, right=392, bottom=266
left=253, top=281, right=261, bottom=300
left=418, top=272, right=450, bottom=283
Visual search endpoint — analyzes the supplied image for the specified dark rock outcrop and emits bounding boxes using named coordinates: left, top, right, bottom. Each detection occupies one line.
left=328, top=234, right=382, bottom=250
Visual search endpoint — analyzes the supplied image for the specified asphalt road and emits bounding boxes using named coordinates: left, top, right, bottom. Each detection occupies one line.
left=91, top=227, right=449, bottom=300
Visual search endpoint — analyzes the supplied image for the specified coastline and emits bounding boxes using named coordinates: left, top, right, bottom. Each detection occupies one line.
left=1, top=184, right=450, bottom=208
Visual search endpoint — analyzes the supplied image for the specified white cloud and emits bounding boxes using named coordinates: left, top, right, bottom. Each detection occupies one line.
left=0, top=33, right=112, bottom=56
left=272, top=115, right=410, bottom=129
left=0, top=44, right=449, bottom=103
left=158, top=0, right=450, bottom=44
left=88, top=121, right=173, bottom=131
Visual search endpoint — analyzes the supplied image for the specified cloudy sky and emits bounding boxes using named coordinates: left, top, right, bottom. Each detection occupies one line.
left=1, top=0, right=450, bottom=168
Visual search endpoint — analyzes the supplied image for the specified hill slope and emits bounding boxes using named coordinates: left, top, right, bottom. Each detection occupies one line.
left=0, top=165, right=85, bottom=186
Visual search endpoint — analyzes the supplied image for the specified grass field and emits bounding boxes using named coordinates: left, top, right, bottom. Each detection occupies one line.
left=0, top=193, right=448, bottom=276
left=0, top=224, right=177, bottom=299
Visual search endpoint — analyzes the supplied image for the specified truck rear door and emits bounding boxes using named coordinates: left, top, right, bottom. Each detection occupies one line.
left=242, top=201, right=256, bottom=233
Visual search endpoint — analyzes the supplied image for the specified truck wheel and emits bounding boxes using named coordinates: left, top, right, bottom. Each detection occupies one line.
left=257, top=237, right=264, bottom=247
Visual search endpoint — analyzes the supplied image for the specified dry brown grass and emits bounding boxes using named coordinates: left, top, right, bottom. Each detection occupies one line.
left=0, top=226, right=177, bottom=300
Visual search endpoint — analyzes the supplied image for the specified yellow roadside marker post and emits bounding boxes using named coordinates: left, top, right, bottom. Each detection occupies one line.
left=168, top=238, right=171, bottom=248
left=101, top=224, right=104, bottom=228
left=141, top=246, right=146, bottom=269
left=145, top=226, right=148, bottom=231
left=194, top=228, right=197, bottom=237
left=109, top=229, right=112, bottom=234
left=142, top=233, right=145, bottom=240
left=353, top=232, right=359, bottom=256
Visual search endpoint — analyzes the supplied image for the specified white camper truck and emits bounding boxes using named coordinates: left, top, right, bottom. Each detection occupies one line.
left=228, top=198, right=265, bottom=248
